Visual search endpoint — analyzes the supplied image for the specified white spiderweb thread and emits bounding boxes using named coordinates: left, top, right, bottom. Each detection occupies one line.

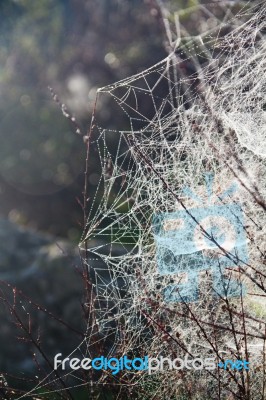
left=78, top=2, right=266, bottom=398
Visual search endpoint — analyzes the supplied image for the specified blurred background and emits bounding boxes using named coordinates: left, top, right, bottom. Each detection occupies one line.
left=0, top=0, right=165, bottom=241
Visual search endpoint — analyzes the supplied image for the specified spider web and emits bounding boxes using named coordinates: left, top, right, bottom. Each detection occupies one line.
left=77, top=2, right=266, bottom=397
left=17, top=1, right=266, bottom=399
